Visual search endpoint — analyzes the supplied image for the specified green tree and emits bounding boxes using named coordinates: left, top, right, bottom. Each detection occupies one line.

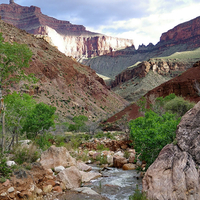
left=22, top=102, right=56, bottom=138
left=0, top=33, right=33, bottom=151
left=68, top=115, right=88, bottom=132
left=4, top=92, right=36, bottom=149
left=129, top=110, right=180, bottom=170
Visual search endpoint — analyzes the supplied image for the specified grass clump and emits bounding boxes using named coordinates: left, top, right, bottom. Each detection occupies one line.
left=129, top=185, right=148, bottom=200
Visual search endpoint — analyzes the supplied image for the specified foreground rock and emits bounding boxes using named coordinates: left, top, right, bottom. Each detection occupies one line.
left=40, top=145, right=76, bottom=169
left=57, top=166, right=82, bottom=189
left=143, top=101, right=200, bottom=200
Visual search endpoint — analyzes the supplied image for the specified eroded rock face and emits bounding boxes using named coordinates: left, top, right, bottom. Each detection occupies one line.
left=143, top=101, right=200, bottom=200
left=0, top=3, right=134, bottom=59
left=111, top=59, right=188, bottom=88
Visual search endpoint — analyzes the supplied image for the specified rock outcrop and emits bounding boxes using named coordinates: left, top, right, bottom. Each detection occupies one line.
left=143, top=101, right=200, bottom=200
left=145, top=60, right=200, bottom=103
left=111, top=59, right=188, bottom=88
left=0, top=2, right=134, bottom=59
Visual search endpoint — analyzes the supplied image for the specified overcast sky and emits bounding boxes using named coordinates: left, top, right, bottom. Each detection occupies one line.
left=1, top=0, right=200, bottom=48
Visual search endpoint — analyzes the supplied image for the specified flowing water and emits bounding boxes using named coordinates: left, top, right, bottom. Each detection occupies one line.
left=88, top=165, right=142, bottom=200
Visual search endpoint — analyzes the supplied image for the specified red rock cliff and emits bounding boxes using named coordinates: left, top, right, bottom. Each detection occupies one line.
left=160, top=16, right=200, bottom=48
left=0, top=3, right=134, bottom=59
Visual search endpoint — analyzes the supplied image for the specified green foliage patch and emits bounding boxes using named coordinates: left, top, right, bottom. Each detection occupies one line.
left=129, top=110, right=180, bottom=170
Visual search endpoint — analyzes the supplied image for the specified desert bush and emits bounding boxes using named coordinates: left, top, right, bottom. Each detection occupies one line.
left=129, top=110, right=180, bottom=170
left=164, top=96, right=195, bottom=117
left=12, top=144, right=40, bottom=165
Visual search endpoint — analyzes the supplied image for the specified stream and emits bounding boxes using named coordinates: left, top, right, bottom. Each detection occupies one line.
left=88, top=165, right=142, bottom=200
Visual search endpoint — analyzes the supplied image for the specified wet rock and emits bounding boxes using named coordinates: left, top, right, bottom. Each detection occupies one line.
left=57, top=166, right=81, bottom=189
left=80, top=171, right=102, bottom=182
left=122, top=163, right=136, bottom=170
left=73, top=187, right=99, bottom=195
left=113, top=156, right=127, bottom=168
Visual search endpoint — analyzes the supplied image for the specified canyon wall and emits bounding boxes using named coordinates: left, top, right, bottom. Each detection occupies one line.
left=111, top=59, right=189, bottom=88
left=83, top=16, right=200, bottom=78
left=0, top=2, right=134, bottom=59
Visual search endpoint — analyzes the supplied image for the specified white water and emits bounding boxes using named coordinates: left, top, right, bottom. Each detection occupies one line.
left=89, top=165, right=142, bottom=200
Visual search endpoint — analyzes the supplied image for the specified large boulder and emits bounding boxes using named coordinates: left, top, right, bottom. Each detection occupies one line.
left=80, top=171, right=102, bottom=183
left=40, top=146, right=76, bottom=169
left=57, top=166, right=81, bottom=189
left=143, top=101, right=200, bottom=200
left=76, top=161, right=92, bottom=172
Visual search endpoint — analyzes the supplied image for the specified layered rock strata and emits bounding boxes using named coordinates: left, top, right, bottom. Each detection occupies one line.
left=0, top=2, right=134, bottom=59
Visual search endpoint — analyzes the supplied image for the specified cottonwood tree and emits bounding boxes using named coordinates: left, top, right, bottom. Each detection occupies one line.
left=22, top=102, right=56, bottom=139
left=0, top=33, right=33, bottom=152
left=4, top=92, right=36, bottom=149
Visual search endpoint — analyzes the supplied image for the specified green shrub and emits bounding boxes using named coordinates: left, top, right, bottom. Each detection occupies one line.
left=164, top=96, right=195, bottom=117
left=34, top=133, right=54, bottom=151
left=0, top=155, right=12, bottom=180
left=68, top=115, right=88, bottom=132
left=129, top=185, right=148, bottom=200
left=12, top=144, right=40, bottom=165
left=96, top=154, right=108, bottom=165
left=129, top=110, right=180, bottom=170
left=96, top=144, right=109, bottom=151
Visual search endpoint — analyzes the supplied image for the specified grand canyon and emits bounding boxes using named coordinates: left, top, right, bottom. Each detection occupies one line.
left=0, top=1, right=200, bottom=200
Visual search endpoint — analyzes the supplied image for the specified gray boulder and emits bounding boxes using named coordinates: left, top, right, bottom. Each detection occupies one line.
left=143, top=101, right=200, bottom=200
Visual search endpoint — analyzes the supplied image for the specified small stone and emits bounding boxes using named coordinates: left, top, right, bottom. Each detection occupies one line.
left=6, top=161, right=16, bottom=167
left=122, top=163, right=136, bottom=170
left=35, top=187, right=43, bottom=195
left=43, top=185, right=53, bottom=193
left=54, top=166, right=65, bottom=172
left=45, top=180, right=56, bottom=187
left=1, top=192, right=7, bottom=196
left=29, top=184, right=35, bottom=192
left=45, top=175, right=54, bottom=179
left=53, top=186, right=62, bottom=193
left=8, top=187, right=14, bottom=193
left=3, top=179, right=10, bottom=187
